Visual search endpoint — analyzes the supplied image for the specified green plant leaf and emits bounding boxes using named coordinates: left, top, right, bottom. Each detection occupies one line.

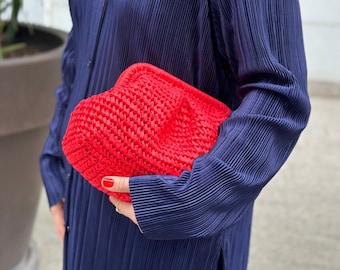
left=0, top=0, right=24, bottom=59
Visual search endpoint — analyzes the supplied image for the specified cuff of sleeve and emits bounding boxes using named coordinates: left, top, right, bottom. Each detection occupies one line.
left=40, top=156, right=67, bottom=207
left=129, top=174, right=181, bottom=239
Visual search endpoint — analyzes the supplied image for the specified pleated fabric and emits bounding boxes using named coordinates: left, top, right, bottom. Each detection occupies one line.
left=40, top=0, right=310, bottom=269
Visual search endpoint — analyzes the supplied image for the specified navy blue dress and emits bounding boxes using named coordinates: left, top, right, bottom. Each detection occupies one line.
left=40, top=0, right=311, bottom=269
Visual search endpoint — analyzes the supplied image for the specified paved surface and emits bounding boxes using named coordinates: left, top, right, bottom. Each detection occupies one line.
left=32, top=94, right=340, bottom=270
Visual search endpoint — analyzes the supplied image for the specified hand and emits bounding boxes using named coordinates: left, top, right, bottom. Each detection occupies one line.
left=50, top=200, right=65, bottom=242
left=101, top=176, right=139, bottom=227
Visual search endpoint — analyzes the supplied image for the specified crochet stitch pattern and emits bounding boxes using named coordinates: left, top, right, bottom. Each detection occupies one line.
left=62, top=63, right=232, bottom=202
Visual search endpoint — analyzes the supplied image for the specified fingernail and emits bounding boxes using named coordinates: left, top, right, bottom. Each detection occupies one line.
left=102, top=177, right=114, bottom=189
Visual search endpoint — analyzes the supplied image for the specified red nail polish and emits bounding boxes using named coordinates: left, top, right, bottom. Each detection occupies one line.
left=102, top=178, right=114, bottom=188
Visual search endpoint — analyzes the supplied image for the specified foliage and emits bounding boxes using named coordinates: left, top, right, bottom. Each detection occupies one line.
left=0, top=0, right=24, bottom=59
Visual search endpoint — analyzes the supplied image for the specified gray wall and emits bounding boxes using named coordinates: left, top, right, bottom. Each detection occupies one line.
left=300, top=0, right=340, bottom=83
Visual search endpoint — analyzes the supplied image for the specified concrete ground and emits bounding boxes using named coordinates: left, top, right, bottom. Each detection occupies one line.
left=32, top=92, right=340, bottom=270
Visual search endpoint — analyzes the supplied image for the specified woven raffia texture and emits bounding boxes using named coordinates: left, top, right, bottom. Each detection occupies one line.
left=62, top=63, right=232, bottom=202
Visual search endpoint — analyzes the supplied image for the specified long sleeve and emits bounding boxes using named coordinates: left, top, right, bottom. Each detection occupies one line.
left=129, top=0, right=311, bottom=239
left=40, top=30, right=75, bottom=207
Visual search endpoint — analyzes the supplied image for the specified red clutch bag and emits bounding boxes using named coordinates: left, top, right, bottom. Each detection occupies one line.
left=62, top=63, right=231, bottom=202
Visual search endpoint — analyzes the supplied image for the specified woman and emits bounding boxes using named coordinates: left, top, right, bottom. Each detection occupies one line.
left=40, top=0, right=311, bottom=269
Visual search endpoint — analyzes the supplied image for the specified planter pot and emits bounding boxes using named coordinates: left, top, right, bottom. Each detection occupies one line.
left=0, top=24, right=67, bottom=270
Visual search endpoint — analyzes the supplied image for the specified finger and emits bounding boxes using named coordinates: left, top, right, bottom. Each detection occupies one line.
left=50, top=201, right=65, bottom=242
left=109, top=196, right=138, bottom=225
left=52, top=214, right=65, bottom=242
left=102, top=176, right=130, bottom=193
left=55, top=219, right=65, bottom=242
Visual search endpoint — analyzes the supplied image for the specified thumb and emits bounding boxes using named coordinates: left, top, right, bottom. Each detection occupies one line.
left=101, top=176, right=130, bottom=193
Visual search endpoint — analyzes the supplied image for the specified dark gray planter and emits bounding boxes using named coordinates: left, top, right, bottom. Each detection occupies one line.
left=0, top=24, right=67, bottom=270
